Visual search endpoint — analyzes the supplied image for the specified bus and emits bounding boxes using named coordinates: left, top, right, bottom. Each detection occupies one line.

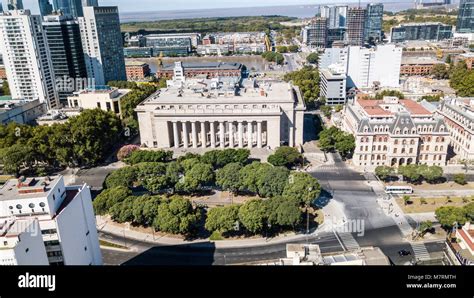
left=384, top=186, right=413, bottom=194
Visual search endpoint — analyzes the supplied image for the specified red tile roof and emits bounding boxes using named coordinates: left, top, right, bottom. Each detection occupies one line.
left=400, top=99, right=432, bottom=115
left=458, top=228, right=474, bottom=252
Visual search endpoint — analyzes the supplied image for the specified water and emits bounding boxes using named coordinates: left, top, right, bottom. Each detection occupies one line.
left=120, top=1, right=416, bottom=23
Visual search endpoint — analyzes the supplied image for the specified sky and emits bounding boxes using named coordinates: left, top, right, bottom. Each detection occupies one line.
left=14, top=0, right=363, bottom=13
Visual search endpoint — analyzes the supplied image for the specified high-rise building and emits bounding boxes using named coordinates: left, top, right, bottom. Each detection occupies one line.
left=391, top=22, right=453, bottom=43
left=365, top=3, right=384, bottom=44
left=302, top=17, right=328, bottom=48
left=457, top=0, right=474, bottom=33
left=346, top=7, right=367, bottom=46
left=79, top=6, right=126, bottom=85
left=7, top=0, right=23, bottom=10
left=43, top=15, right=88, bottom=105
left=38, top=0, right=53, bottom=16
left=82, top=0, right=98, bottom=6
left=0, top=176, right=103, bottom=265
left=52, top=0, right=83, bottom=18
left=320, top=67, right=347, bottom=106
left=0, top=3, right=3, bottom=13
left=320, top=5, right=348, bottom=29
left=0, top=10, right=59, bottom=109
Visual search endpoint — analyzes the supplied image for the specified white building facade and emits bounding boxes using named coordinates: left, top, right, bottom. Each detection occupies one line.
left=136, top=78, right=306, bottom=151
left=320, top=45, right=402, bottom=90
left=0, top=176, right=102, bottom=265
left=68, top=86, right=130, bottom=115
left=0, top=10, right=59, bottom=109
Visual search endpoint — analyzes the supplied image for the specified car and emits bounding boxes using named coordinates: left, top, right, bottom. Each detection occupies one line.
left=398, top=249, right=412, bottom=257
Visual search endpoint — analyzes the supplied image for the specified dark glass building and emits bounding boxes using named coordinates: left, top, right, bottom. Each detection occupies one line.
left=457, top=0, right=474, bottom=33
left=327, top=28, right=346, bottom=47
left=365, top=3, right=384, bottom=44
left=38, top=0, right=53, bottom=16
left=302, top=17, right=328, bottom=48
left=391, top=23, right=453, bottom=43
left=43, top=15, right=87, bottom=105
left=52, top=0, right=83, bottom=18
left=346, top=7, right=367, bottom=46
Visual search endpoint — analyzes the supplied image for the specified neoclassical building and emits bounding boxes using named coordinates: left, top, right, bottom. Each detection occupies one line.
left=135, top=77, right=306, bottom=150
left=343, top=95, right=450, bottom=170
left=436, top=98, right=474, bottom=161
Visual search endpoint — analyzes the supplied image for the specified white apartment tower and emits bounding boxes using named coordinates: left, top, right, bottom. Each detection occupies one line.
left=0, top=10, right=59, bottom=109
left=0, top=176, right=102, bottom=265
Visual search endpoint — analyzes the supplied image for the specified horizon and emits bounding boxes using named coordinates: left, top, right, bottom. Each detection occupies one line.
left=16, top=0, right=413, bottom=14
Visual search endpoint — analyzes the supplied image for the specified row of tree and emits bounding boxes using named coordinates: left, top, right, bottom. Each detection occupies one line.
left=436, top=203, right=473, bottom=229
left=276, top=45, right=299, bottom=53
left=261, top=51, right=284, bottom=65
left=283, top=66, right=320, bottom=105
left=318, top=126, right=355, bottom=159
left=375, top=164, right=444, bottom=183
left=0, top=109, right=122, bottom=176
left=449, top=61, right=474, bottom=97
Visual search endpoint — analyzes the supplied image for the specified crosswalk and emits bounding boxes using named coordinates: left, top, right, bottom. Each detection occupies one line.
left=410, top=243, right=430, bottom=261
left=336, top=231, right=361, bottom=251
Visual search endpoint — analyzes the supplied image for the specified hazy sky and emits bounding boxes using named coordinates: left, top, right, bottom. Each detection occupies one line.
left=15, top=0, right=362, bottom=13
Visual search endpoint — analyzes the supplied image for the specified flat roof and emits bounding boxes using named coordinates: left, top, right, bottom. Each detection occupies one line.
left=0, top=176, right=61, bottom=202
left=125, top=61, right=149, bottom=67
left=402, top=57, right=442, bottom=65
left=161, top=62, right=243, bottom=71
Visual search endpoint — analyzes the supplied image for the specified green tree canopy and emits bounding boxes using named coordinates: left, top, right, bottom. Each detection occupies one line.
left=283, top=66, right=320, bottom=104
left=216, top=162, right=243, bottom=193
left=306, top=52, right=319, bottom=64
left=283, top=172, right=321, bottom=206
left=238, top=199, right=267, bottom=234
left=267, top=146, right=303, bottom=168
left=205, top=205, right=240, bottom=233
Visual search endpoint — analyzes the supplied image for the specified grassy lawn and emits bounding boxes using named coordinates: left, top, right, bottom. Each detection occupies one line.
left=396, top=196, right=474, bottom=213
left=99, top=240, right=129, bottom=250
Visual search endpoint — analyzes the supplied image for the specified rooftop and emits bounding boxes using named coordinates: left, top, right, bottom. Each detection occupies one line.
left=0, top=176, right=61, bottom=202
left=401, top=57, right=443, bottom=65
left=125, top=61, right=149, bottom=67
left=0, top=218, right=35, bottom=240
left=161, top=62, right=243, bottom=71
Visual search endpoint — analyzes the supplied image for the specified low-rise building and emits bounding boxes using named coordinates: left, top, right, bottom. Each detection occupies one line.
left=67, top=86, right=130, bottom=115
left=135, top=76, right=305, bottom=151
left=0, top=176, right=102, bottom=265
left=320, top=67, right=347, bottom=105
left=391, top=22, right=453, bottom=43
left=343, top=95, right=450, bottom=170
left=446, top=222, right=474, bottom=266
left=123, top=47, right=153, bottom=58
left=453, top=52, right=474, bottom=70
left=156, top=61, right=243, bottom=80
left=437, top=98, right=474, bottom=161
left=125, top=61, right=151, bottom=81
left=0, top=98, right=46, bottom=125
left=400, top=57, right=445, bottom=76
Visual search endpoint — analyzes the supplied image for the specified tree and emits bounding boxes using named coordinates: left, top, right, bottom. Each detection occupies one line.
left=238, top=162, right=272, bottom=194
left=109, top=197, right=135, bottom=223
left=283, top=66, right=320, bottom=104
left=375, top=166, right=394, bottom=181
left=117, top=145, right=140, bottom=161
left=419, top=165, right=443, bottom=183
left=398, top=165, right=421, bottom=182
left=283, top=172, right=321, bottom=207
left=201, top=149, right=250, bottom=169
left=265, top=197, right=302, bottom=227
left=216, top=163, right=243, bottom=193
left=93, top=186, right=132, bottom=215
left=465, top=202, right=474, bottom=221
left=205, top=205, right=240, bottom=234
left=105, top=166, right=138, bottom=189
left=334, top=104, right=343, bottom=113
left=1, top=81, right=10, bottom=96
left=276, top=45, right=288, bottom=53
left=435, top=206, right=468, bottom=228
left=403, top=195, right=412, bottom=206
left=0, top=144, right=35, bottom=176
left=267, top=146, right=302, bottom=168
left=125, top=150, right=173, bottom=165
left=374, top=90, right=405, bottom=99
left=320, top=105, right=332, bottom=118
left=430, top=64, right=449, bottom=79
left=238, top=199, right=267, bottom=234
left=153, top=196, right=201, bottom=235
left=176, top=162, right=214, bottom=193
left=256, top=166, right=290, bottom=198
left=306, top=52, right=319, bottom=64
left=334, top=133, right=355, bottom=159
left=418, top=220, right=433, bottom=235
left=288, top=45, right=299, bottom=53
left=454, top=173, right=467, bottom=185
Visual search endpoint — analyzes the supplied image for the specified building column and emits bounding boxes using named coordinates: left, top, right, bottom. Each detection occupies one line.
left=201, top=122, right=206, bottom=148
left=289, top=124, right=294, bottom=147
left=173, top=121, right=179, bottom=149
left=219, top=122, right=226, bottom=149
left=247, top=121, right=253, bottom=149
left=238, top=122, right=244, bottom=148
left=182, top=122, right=189, bottom=148
left=257, top=121, right=262, bottom=148
left=191, top=122, right=198, bottom=149
left=210, top=122, right=216, bottom=148
left=228, top=122, right=234, bottom=148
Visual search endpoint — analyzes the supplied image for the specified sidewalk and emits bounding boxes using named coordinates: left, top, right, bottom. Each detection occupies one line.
left=96, top=216, right=325, bottom=249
